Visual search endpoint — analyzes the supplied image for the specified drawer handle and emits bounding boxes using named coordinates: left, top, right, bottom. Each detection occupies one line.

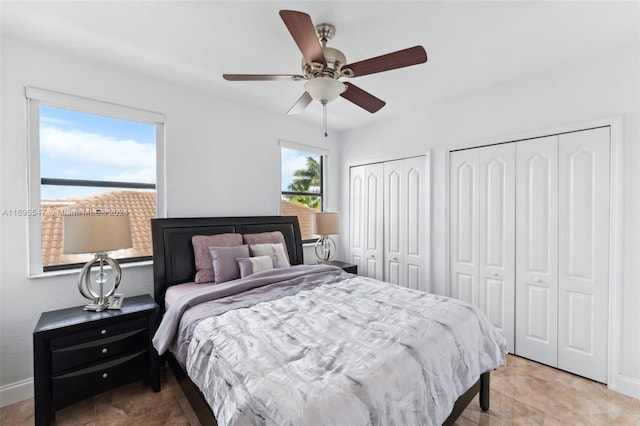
left=101, top=329, right=107, bottom=335
left=101, top=348, right=108, bottom=354
left=102, top=373, right=108, bottom=379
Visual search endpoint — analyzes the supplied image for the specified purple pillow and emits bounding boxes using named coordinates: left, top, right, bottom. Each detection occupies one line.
left=208, top=245, right=250, bottom=284
left=192, top=233, right=242, bottom=283
left=236, top=255, right=274, bottom=278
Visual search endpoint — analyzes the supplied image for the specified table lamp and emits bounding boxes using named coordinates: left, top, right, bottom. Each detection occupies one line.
left=311, top=212, right=339, bottom=263
left=63, top=213, right=132, bottom=312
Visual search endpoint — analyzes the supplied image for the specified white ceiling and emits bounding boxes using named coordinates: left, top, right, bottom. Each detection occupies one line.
left=2, top=1, right=638, bottom=132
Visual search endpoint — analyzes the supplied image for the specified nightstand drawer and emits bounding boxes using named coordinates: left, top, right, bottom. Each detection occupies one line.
left=52, top=350, right=147, bottom=401
left=50, top=317, right=147, bottom=349
left=51, top=327, right=147, bottom=374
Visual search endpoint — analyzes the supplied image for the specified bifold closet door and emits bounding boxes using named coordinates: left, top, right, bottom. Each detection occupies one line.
left=450, top=145, right=515, bottom=352
left=557, top=127, right=610, bottom=383
left=515, top=136, right=559, bottom=367
left=383, top=157, right=426, bottom=290
left=350, top=164, right=384, bottom=280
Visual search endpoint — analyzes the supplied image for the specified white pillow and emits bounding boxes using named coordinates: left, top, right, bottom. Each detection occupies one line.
left=236, top=256, right=274, bottom=278
left=249, top=243, right=291, bottom=268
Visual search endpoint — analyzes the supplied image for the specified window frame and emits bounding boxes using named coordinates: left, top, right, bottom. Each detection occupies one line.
left=279, top=140, right=329, bottom=244
left=26, top=87, right=166, bottom=276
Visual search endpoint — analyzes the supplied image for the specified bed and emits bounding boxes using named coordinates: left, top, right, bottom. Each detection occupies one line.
left=151, top=216, right=506, bottom=425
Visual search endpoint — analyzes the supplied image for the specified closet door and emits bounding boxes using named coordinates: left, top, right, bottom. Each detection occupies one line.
left=478, top=144, right=516, bottom=353
left=363, top=163, right=384, bottom=280
left=384, top=157, right=426, bottom=290
left=450, top=150, right=480, bottom=305
left=403, top=156, right=426, bottom=290
left=349, top=166, right=365, bottom=272
left=384, top=160, right=406, bottom=285
left=557, top=127, right=610, bottom=382
left=515, top=136, right=559, bottom=367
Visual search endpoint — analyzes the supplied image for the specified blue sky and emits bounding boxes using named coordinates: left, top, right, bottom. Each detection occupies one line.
left=281, top=148, right=321, bottom=192
left=40, top=105, right=156, bottom=200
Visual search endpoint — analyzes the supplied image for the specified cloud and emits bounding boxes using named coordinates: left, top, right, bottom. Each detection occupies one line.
left=40, top=126, right=155, bottom=171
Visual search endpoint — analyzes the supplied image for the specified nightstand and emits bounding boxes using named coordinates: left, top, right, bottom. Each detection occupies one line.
left=328, top=260, right=358, bottom=274
left=33, top=294, right=160, bottom=426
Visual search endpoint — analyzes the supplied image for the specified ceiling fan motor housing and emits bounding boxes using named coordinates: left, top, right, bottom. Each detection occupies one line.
left=303, top=45, right=348, bottom=79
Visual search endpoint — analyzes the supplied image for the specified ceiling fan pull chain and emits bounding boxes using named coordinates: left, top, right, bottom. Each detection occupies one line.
left=323, top=101, right=328, bottom=137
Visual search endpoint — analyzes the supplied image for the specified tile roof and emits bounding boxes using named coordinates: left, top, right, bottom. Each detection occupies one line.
left=280, top=200, right=319, bottom=241
left=40, top=191, right=319, bottom=267
left=41, top=190, right=156, bottom=267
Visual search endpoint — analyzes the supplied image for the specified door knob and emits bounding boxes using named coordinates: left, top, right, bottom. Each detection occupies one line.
left=392, top=257, right=398, bottom=261
left=491, top=272, right=500, bottom=277
left=370, top=254, right=375, bottom=259
left=534, top=278, right=542, bottom=283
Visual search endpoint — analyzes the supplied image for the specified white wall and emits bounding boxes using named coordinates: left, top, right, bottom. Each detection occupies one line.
left=0, top=36, right=342, bottom=405
left=339, top=43, right=640, bottom=398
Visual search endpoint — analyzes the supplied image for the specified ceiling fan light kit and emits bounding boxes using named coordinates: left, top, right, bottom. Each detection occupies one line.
left=223, top=10, right=427, bottom=136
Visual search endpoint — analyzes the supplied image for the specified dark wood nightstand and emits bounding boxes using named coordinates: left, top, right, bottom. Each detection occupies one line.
left=328, top=260, right=358, bottom=274
left=33, top=294, right=160, bottom=426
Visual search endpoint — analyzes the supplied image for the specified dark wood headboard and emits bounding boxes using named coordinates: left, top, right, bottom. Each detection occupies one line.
left=151, top=216, right=304, bottom=310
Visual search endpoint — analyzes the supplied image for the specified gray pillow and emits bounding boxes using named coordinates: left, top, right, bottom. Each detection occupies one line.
left=208, top=245, right=250, bottom=284
left=249, top=243, right=291, bottom=268
left=236, top=255, right=274, bottom=278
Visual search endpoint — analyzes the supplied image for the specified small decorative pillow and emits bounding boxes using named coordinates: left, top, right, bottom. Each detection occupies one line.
left=208, top=245, right=250, bottom=284
left=243, top=231, right=290, bottom=264
left=249, top=243, right=291, bottom=268
left=236, top=255, right=274, bottom=278
left=192, top=233, right=243, bottom=283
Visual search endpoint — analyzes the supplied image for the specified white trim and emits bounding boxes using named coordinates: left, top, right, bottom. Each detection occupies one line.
left=444, top=116, right=624, bottom=394
left=615, top=374, right=640, bottom=399
left=0, top=378, right=33, bottom=407
left=25, top=87, right=165, bottom=124
left=278, top=139, right=329, bottom=156
left=345, top=151, right=430, bottom=170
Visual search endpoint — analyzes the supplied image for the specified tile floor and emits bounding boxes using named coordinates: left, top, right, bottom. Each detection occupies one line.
left=1, top=355, right=639, bottom=425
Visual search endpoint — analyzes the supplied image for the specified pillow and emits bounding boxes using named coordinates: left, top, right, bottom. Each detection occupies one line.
left=208, top=245, right=250, bottom=284
left=192, top=233, right=243, bottom=283
left=236, top=255, right=274, bottom=278
left=249, top=243, right=291, bottom=268
left=243, top=231, right=290, bottom=264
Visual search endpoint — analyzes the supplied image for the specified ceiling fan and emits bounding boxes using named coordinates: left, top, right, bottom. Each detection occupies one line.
left=223, top=10, right=428, bottom=136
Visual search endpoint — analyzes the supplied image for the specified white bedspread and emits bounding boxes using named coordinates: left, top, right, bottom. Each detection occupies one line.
left=186, top=274, right=507, bottom=426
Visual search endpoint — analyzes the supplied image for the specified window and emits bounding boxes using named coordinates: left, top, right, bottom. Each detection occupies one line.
left=280, top=142, right=327, bottom=242
left=27, top=88, right=165, bottom=274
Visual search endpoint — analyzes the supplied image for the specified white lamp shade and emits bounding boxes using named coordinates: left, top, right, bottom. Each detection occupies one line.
left=304, top=77, right=346, bottom=102
left=63, top=214, right=133, bottom=254
left=311, top=212, right=340, bottom=235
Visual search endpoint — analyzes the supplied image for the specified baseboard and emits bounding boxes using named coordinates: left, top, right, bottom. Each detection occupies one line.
left=613, top=373, right=640, bottom=400
left=0, top=378, right=33, bottom=407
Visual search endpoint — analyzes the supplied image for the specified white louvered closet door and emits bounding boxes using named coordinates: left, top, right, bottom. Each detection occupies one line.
left=557, top=128, right=610, bottom=382
left=515, top=136, right=559, bottom=367
left=478, top=144, right=516, bottom=353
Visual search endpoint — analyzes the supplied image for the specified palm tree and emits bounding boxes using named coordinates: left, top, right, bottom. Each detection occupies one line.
left=287, top=157, right=321, bottom=209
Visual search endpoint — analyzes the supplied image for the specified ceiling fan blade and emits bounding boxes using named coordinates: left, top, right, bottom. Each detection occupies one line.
left=342, top=46, right=427, bottom=77
left=340, top=82, right=386, bottom=113
left=223, top=74, right=305, bottom=81
left=279, top=10, right=326, bottom=67
left=287, top=92, right=313, bottom=115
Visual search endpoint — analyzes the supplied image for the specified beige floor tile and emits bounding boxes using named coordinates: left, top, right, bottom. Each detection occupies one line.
left=2, top=356, right=639, bottom=425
